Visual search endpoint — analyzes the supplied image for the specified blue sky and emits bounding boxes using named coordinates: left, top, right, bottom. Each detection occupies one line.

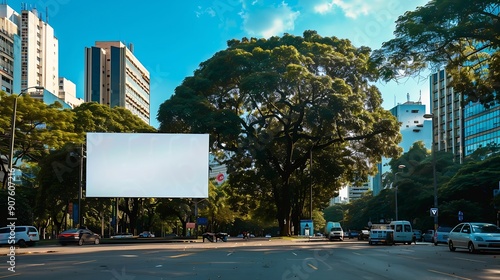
left=8, top=0, right=430, bottom=128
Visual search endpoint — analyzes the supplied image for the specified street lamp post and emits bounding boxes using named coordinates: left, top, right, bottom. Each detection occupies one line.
left=7, top=86, right=44, bottom=187
left=78, top=143, right=84, bottom=227
left=395, top=164, right=406, bottom=221
left=424, top=113, right=438, bottom=232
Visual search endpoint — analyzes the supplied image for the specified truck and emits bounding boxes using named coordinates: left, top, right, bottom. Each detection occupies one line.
left=368, top=221, right=414, bottom=245
left=324, top=222, right=344, bottom=241
left=368, top=224, right=394, bottom=245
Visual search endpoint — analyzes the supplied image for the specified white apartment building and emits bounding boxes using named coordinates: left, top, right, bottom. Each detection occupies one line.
left=20, top=5, right=58, bottom=96
left=0, top=4, right=20, bottom=95
left=85, top=41, right=150, bottom=124
left=58, top=77, right=83, bottom=108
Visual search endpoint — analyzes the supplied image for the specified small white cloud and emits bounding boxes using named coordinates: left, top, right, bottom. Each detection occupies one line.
left=312, top=0, right=406, bottom=19
left=240, top=2, right=300, bottom=38
left=195, top=6, right=216, bottom=18
left=313, top=3, right=333, bottom=14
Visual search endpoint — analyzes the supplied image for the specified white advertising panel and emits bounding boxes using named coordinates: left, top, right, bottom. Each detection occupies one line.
left=85, top=133, right=209, bottom=198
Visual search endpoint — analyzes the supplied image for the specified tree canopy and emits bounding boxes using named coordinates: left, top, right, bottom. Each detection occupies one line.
left=0, top=92, right=79, bottom=187
left=158, top=31, right=402, bottom=235
left=372, top=0, right=500, bottom=107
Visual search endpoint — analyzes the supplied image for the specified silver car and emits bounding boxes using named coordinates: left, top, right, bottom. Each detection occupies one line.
left=448, top=222, right=500, bottom=253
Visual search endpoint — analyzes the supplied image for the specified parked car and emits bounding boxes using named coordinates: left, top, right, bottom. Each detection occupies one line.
left=58, top=228, right=100, bottom=246
left=358, top=229, right=370, bottom=241
left=0, top=226, right=39, bottom=247
left=138, top=231, right=155, bottom=238
left=347, top=230, right=359, bottom=239
left=111, top=232, right=134, bottom=238
left=413, top=229, right=422, bottom=242
left=448, top=222, right=500, bottom=253
left=423, top=230, right=434, bottom=242
left=433, top=226, right=453, bottom=245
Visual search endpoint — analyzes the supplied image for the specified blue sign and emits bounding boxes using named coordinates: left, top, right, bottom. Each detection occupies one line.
left=197, top=217, right=208, bottom=226
left=458, top=211, right=463, bottom=221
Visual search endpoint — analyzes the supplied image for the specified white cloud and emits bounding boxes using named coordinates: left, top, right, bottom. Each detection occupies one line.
left=314, top=3, right=333, bottom=15
left=240, top=2, right=300, bottom=38
left=312, top=0, right=428, bottom=19
left=195, top=6, right=216, bottom=18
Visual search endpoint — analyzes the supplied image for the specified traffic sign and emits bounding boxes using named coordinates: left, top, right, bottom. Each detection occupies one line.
left=430, top=208, right=438, bottom=217
left=458, top=211, right=463, bottom=221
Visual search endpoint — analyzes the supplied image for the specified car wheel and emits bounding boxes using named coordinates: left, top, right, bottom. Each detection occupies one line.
left=78, top=238, right=84, bottom=246
left=448, top=240, right=456, bottom=251
left=94, top=238, right=100, bottom=245
left=468, top=242, right=477, bottom=254
left=17, top=239, right=27, bottom=248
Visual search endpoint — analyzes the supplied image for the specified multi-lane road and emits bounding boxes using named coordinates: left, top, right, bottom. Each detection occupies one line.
left=0, top=238, right=499, bottom=279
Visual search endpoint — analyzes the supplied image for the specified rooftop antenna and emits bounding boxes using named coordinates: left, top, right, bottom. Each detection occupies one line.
left=407, top=92, right=410, bottom=102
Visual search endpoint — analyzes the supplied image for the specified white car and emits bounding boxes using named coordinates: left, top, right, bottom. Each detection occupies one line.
left=448, top=222, right=500, bottom=253
left=0, top=226, right=40, bottom=247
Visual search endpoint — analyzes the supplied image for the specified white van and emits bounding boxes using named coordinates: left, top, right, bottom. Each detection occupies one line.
left=0, top=225, right=40, bottom=247
left=389, top=221, right=413, bottom=244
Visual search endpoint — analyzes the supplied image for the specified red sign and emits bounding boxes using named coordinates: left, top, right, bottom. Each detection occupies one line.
left=216, top=173, right=225, bottom=182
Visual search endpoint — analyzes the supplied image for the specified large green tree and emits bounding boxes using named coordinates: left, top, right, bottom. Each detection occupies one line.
left=0, top=92, right=79, bottom=187
left=372, top=0, right=500, bottom=107
left=157, top=31, right=402, bottom=235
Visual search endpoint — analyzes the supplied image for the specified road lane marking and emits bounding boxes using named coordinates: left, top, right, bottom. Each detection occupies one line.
left=454, top=257, right=485, bottom=263
left=22, top=263, right=45, bottom=267
left=428, top=269, right=472, bottom=280
left=0, top=274, right=21, bottom=279
left=227, top=252, right=233, bottom=256
left=170, top=253, right=195, bottom=258
left=292, top=252, right=297, bottom=256
left=73, top=260, right=96, bottom=265
left=307, top=263, right=318, bottom=270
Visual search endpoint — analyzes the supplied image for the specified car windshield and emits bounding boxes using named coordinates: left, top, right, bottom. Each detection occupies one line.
left=331, top=227, right=341, bottom=231
left=473, top=224, right=500, bottom=233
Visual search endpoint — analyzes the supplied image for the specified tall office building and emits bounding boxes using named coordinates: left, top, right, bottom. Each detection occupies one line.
left=332, top=96, right=432, bottom=203
left=429, top=69, right=463, bottom=162
left=0, top=4, right=21, bottom=95
left=370, top=98, right=432, bottom=196
left=20, top=4, right=58, bottom=95
left=430, top=69, right=500, bottom=160
left=84, top=41, right=150, bottom=124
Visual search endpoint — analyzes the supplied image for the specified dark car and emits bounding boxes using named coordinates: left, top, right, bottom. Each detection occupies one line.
left=58, top=228, right=100, bottom=246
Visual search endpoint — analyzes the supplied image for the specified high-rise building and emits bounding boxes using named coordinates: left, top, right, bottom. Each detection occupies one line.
left=332, top=97, right=432, bottom=203
left=371, top=98, right=432, bottom=196
left=0, top=4, right=21, bottom=95
left=84, top=41, right=150, bottom=124
left=429, top=69, right=463, bottom=162
left=19, top=4, right=58, bottom=96
left=430, top=69, right=500, bottom=160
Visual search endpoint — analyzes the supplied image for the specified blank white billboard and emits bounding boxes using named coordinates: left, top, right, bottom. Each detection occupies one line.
left=85, top=133, right=209, bottom=198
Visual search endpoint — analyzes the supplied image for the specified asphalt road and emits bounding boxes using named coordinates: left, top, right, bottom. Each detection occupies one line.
left=0, top=238, right=499, bottom=279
